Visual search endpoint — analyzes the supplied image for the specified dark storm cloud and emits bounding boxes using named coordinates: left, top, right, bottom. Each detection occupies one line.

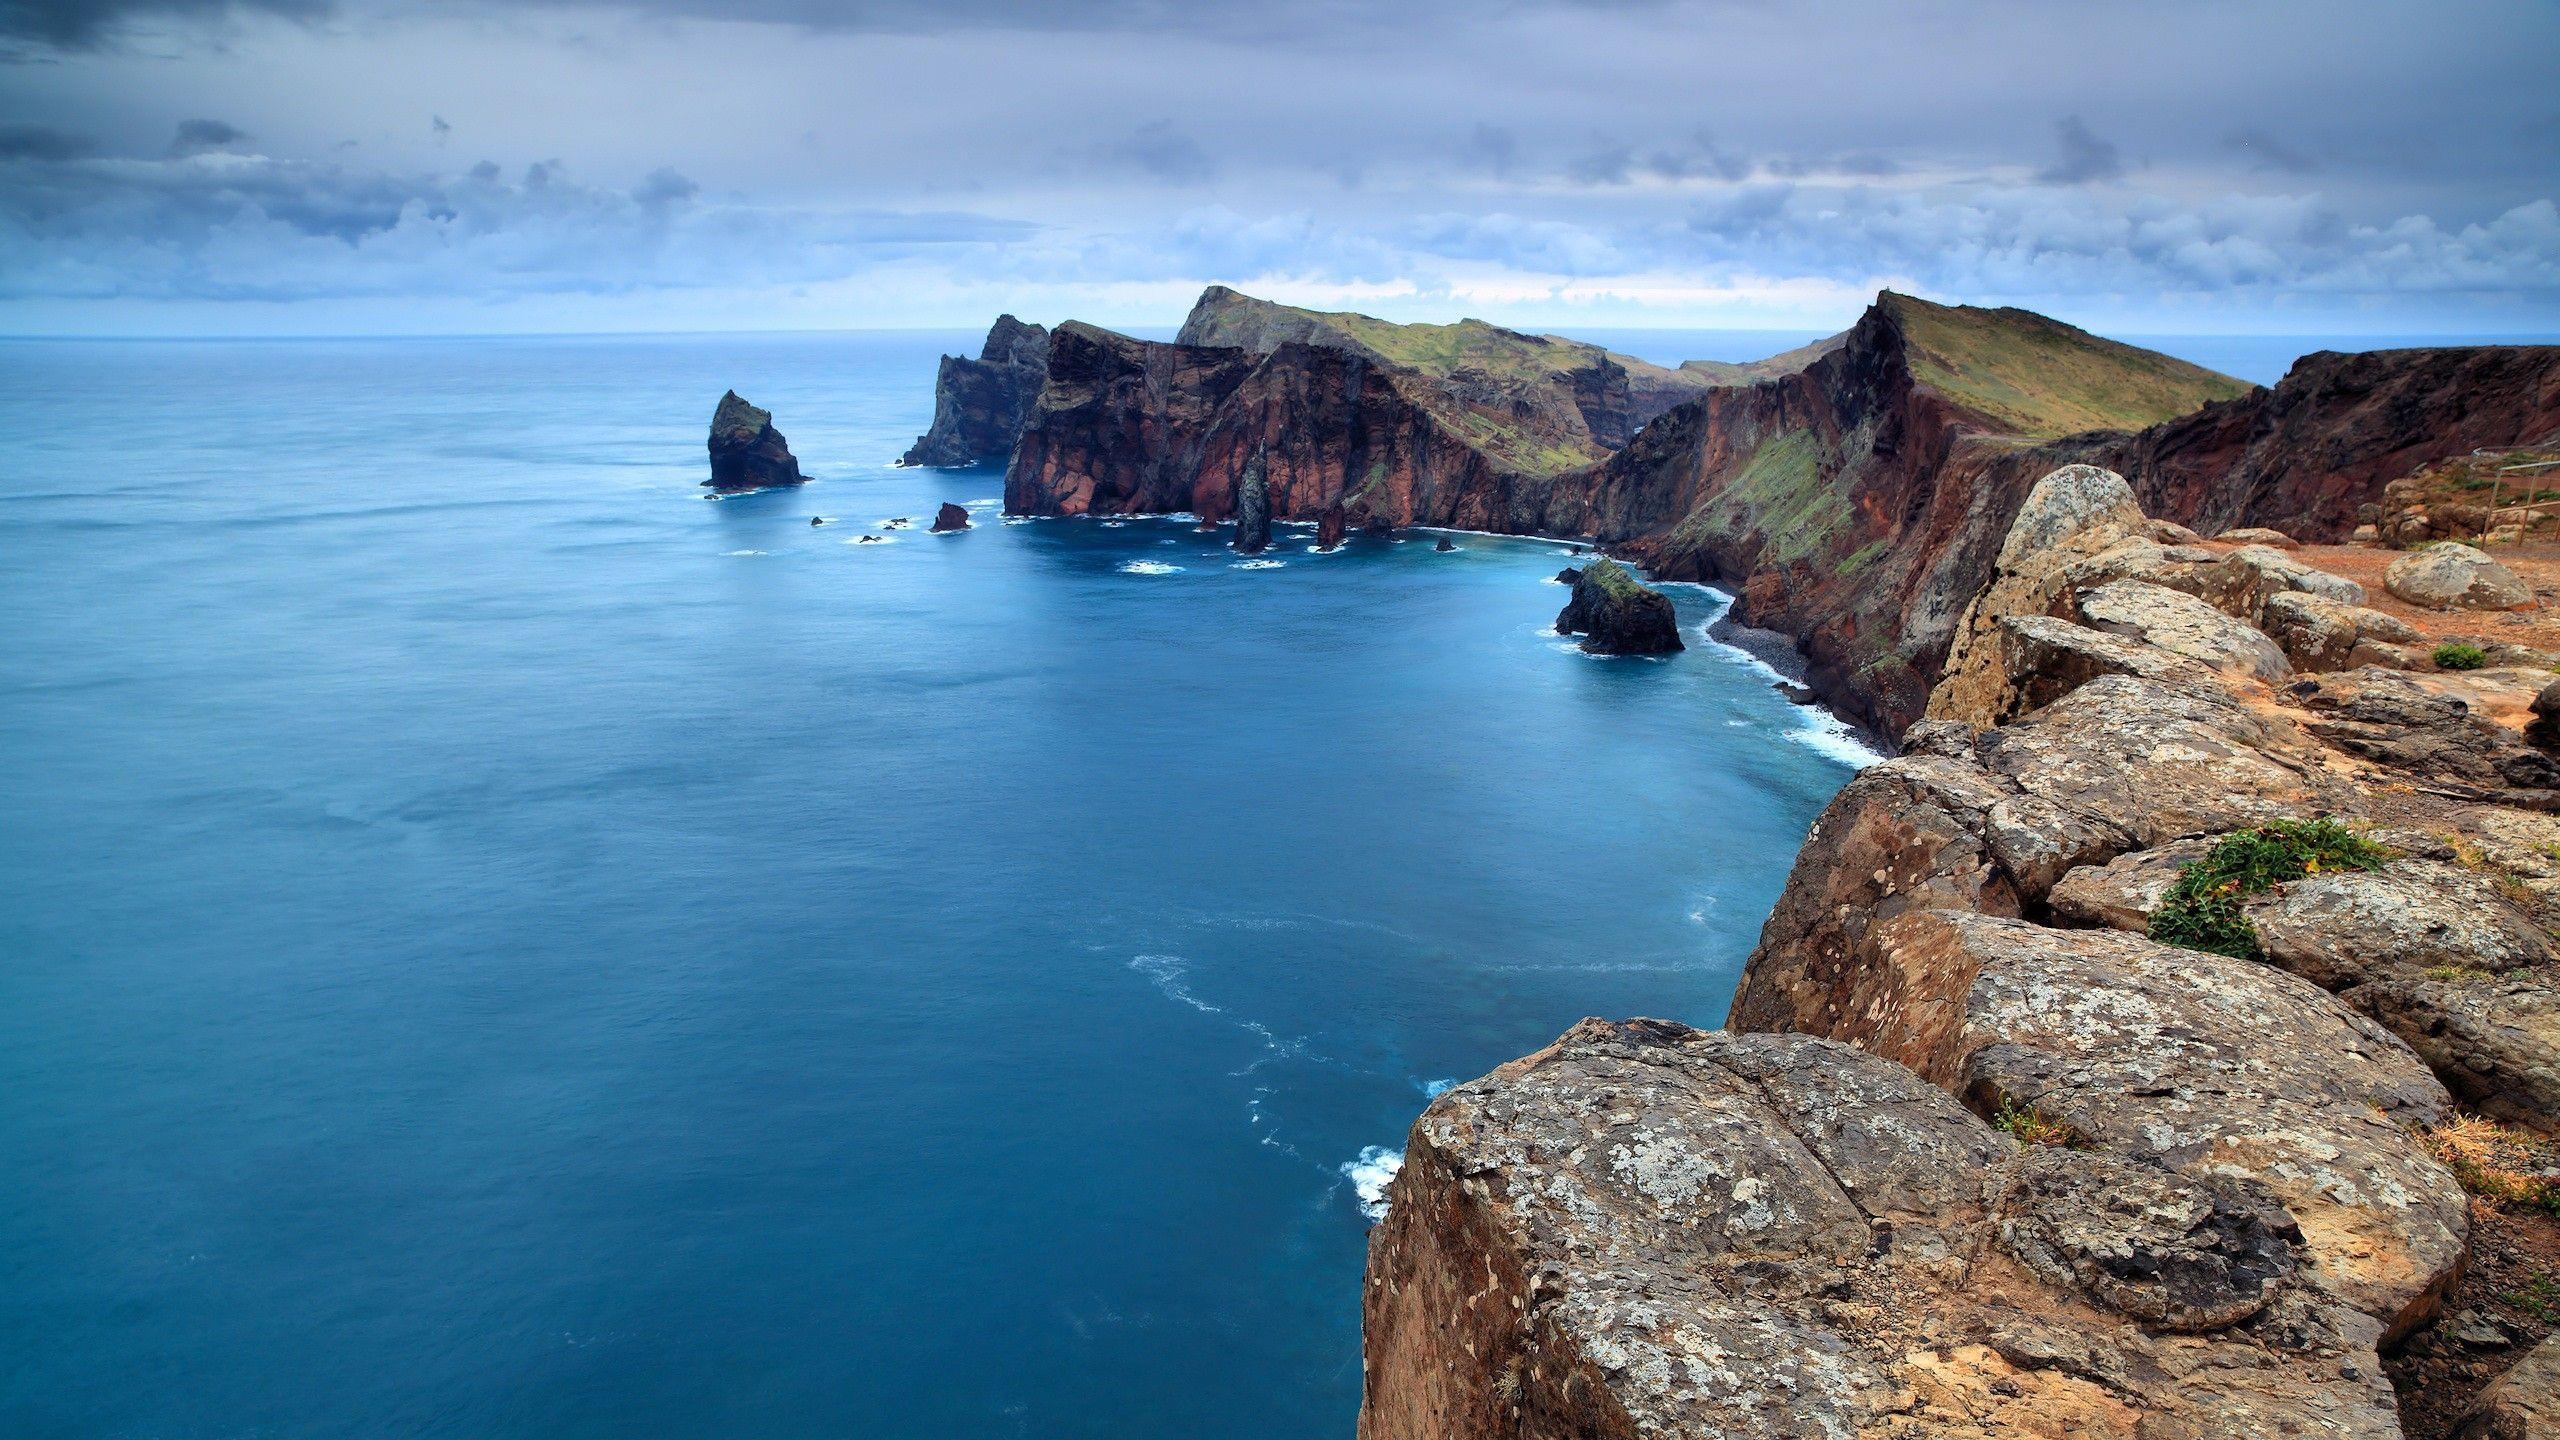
left=2037, top=116, right=2124, bottom=185
left=0, top=120, right=90, bottom=157
left=168, top=117, right=248, bottom=155
left=0, top=0, right=323, bottom=46
left=1097, top=121, right=1214, bottom=185
left=2222, top=128, right=2317, bottom=175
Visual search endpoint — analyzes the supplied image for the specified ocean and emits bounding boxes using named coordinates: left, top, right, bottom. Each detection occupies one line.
left=0, top=330, right=1867, bottom=1439
left=0, top=325, right=2519, bottom=1437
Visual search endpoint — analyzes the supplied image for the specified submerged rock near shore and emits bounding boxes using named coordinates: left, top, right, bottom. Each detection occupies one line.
left=1553, top=559, right=1682, bottom=654
left=705, top=390, right=804, bottom=492
left=902, top=316, right=1050, bottom=468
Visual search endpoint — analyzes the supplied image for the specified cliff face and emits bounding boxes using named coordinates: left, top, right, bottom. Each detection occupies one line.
left=1364, top=465, right=2560, bottom=1437
left=1174, top=284, right=1800, bottom=445
left=1008, top=291, right=2560, bottom=741
left=902, top=315, right=1051, bottom=468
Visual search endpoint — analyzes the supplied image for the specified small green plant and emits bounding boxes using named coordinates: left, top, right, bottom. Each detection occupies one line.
left=2499, top=1272, right=2560, bottom=1324
left=2434, top=642, right=2488, bottom=671
left=1990, top=1097, right=2086, bottom=1149
left=2149, top=820, right=2389, bottom=960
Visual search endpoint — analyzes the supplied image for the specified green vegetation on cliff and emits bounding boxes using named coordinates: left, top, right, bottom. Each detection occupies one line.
left=2150, top=820, right=2390, bottom=959
left=1882, top=292, right=2254, bottom=439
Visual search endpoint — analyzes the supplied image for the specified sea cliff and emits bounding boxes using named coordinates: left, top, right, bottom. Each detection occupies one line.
left=1004, top=289, right=2560, bottom=740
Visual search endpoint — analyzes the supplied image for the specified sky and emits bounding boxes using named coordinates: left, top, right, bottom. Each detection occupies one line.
left=0, top=0, right=2555, bottom=337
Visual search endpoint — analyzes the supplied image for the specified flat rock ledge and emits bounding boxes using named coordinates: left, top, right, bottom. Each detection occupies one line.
left=1360, top=1021, right=2399, bottom=1440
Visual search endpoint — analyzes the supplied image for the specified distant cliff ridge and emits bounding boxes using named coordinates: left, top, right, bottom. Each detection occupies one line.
left=903, top=315, right=1050, bottom=468
left=1005, top=286, right=2560, bottom=740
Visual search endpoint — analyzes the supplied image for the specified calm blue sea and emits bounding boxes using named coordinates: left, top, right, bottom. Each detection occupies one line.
left=0, top=332, right=1871, bottom=1440
left=4, top=324, right=2525, bottom=1437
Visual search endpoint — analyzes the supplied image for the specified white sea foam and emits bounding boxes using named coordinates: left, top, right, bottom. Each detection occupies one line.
left=1421, top=1078, right=1457, bottom=1097
left=723, top=549, right=768, bottom=556
left=1342, top=1146, right=1403, bottom=1221
left=845, top=535, right=896, bottom=545
left=1790, top=712, right=1888, bottom=768
left=1119, top=561, right=1183, bottom=575
left=1231, top=559, right=1285, bottom=570
left=964, top=498, right=1000, bottom=508
left=1002, top=516, right=1032, bottom=525
left=1101, top=520, right=1128, bottom=528
left=1129, top=955, right=1220, bottom=1014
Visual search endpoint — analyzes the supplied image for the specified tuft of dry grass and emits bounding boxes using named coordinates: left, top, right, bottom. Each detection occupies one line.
left=2422, top=1115, right=2560, bottom=1217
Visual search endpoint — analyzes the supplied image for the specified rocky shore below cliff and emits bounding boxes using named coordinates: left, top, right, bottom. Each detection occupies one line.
left=1363, top=464, right=2560, bottom=1439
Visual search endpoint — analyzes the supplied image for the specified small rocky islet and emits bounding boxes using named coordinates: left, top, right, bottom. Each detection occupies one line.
left=828, top=286, right=2560, bottom=1436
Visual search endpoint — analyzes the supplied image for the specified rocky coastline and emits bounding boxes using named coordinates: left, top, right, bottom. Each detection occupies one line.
left=922, top=286, right=2560, bottom=1434
left=1364, top=464, right=2560, bottom=1438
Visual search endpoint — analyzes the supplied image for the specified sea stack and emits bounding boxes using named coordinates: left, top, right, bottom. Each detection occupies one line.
left=1434, top=536, right=1455, bottom=552
left=930, top=502, right=971, bottom=533
left=1315, top=505, right=1346, bottom=552
left=706, top=391, right=804, bottom=492
left=903, top=315, right=1051, bottom=468
left=1232, top=450, right=1271, bottom=555
left=1555, top=558, right=1684, bottom=654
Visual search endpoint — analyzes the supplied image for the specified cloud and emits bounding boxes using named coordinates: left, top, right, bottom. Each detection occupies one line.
left=2222, top=127, right=2317, bottom=175
left=2037, top=115, right=2124, bottom=185
left=169, top=118, right=250, bottom=157
left=1644, top=129, right=1748, bottom=183
left=1565, top=141, right=1633, bottom=186
left=1461, top=123, right=1517, bottom=179
left=1096, top=121, right=1215, bottom=185
left=0, top=148, right=1031, bottom=300
left=0, top=122, right=93, bottom=159
left=0, top=0, right=326, bottom=47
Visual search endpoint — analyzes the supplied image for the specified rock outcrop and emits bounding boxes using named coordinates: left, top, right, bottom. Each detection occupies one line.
left=2386, top=543, right=2536, bottom=611
left=930, top=501, right=970, bottom=533
left=901, top=315, right=1050, bottom=468
left=1554, top=560, right=1683, bottom=655
left=2455, top=1334, right=2560, bottom=1438
left=1361, top=1020, right=2401, bottom=1439
left=705, top=390, right=804, bottom=491
left=1363, top=463, right=2560, bottom=1437
left=1231, top=448, right=1271, bottom=555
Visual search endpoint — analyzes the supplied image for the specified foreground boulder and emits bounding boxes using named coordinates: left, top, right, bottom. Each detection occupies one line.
left=929, top=502, right=970, bottom=533
left=902, top=315, right=1050, bottom=468
left=1554, top=559, right=1683, bottom=654
left=1359, top=1020, right=2400, bottom=1440
left=706, top=391, right=804, bottom=491
left=2456, top=1333, right=2560, bottom=1438
left=2387, top=542, right=2535, bottom=611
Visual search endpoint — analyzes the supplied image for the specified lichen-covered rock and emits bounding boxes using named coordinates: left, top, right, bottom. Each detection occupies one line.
left=1932, top=465, right=2147, bottom=726
left=902, top=315, right=1050, bottom=468
left=2296, top=668, right=2560, bottom=800
left=2353, top=973, right=2560, bottom=1136
left=2453, top=1330, right=2560, bottom=1438
left=2247, top=861, right=2556, bottom=990
left=2220, top=526, right=2299, bottom=547
left=706, top=390, right=804, bottom=491
left=1848, top=909, right=2465, bottom=1339
left=2075, top=579, right=2292, bottom=682
left=2262, top=590, right=2422, bottom=672
left=1359, top=1019, right=2401, bottom=1440
left=2047, top=839, right=2214, bottom=931
left=1554, top=559, right=1683, bottom=655
left=1981, top=616, right=2219, bottom=722
left=2387, top=543, right=2536, bottom=611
